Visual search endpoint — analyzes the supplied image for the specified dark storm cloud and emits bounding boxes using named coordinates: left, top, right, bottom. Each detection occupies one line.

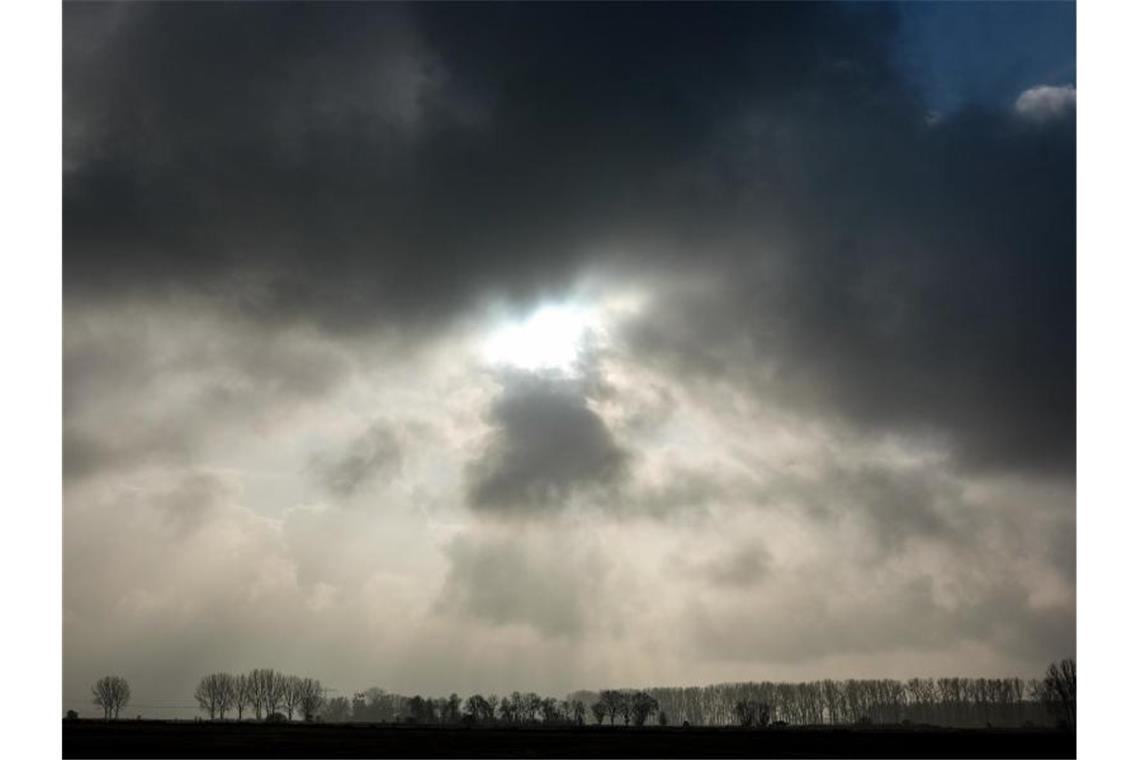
left=311, top=421, right=403, bottom=497
left=466, top=372, right=629, bottom=515
left=63, top=2, right=900, bottom=327
left=617, top=98, right=1074, bottom=476
left=64, top=1, right=1073, bottom=478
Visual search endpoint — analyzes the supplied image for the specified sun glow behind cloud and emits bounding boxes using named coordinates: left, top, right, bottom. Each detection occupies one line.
left=481, top=303, right=596, bottom=373
left=478, top=286, right=649, bottom=375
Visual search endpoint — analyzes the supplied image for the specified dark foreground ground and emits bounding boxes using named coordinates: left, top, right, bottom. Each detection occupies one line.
left=63, top=720, right=1076, bottom=759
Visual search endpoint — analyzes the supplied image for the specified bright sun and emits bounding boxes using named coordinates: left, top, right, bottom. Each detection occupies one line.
left=481, top=303, right=595, bottom=373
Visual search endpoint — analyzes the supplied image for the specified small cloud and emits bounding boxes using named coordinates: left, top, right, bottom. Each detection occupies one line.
left=1014, top=84, right=1076, bottom=121
left=465, top=372, right=629, bottom=515
left=311, top=421, right=403, bottom=497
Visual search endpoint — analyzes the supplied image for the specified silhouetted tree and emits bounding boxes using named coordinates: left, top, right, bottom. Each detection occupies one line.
left=464, top=694, right=494, bottom=723
left=733, top=699, right=770, bottom=727
left=486, top=695, right=500, bottom=722
left=323, top=696, right=351, bottom=722
left=194, top=674, right=227, bottom=720
left=216, top=673, right=237, bottom=719
left=599, top=690, right=623, bottom=725
left=658, top=710, right=669, bottom=726
left=428, top=697, right=444, bottom=723
left=618, top=690, right=633, bottom=725
left=540, top=697, right=560, bottom=723
left=441, top=693, right=458, bottom=723
left=281, top=675, right=304, bottom=721
left=265, top=670, right=286, bottom=718
left=630, top=691, right=659, bottom=726
left=92, top=675, right=130, bottom=720
left=591, top=700, right=606, bottom=725
left=407, top=695, right=429, bottom=723
left=247, top=669, right=276, bottom=720
left=233, top=673, right=251, bottom=720
left=1043, top=658, right=1076, bottom=729
left=734, top=699, right=754, bottom=727
left=298, top=678, right=324, bottom=721
left=351, top=687, right=406, bottom=722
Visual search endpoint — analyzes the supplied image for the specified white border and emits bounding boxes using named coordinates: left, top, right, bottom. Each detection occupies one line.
left=0, top=0, right=61, bottom=758
left=1, top=0, right=1131, bottom=757
left=1077, top=0, right=1140, bottom=756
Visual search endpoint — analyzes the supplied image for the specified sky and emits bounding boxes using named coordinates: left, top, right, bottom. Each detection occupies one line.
left=62, top=1, right=1075, bottom=717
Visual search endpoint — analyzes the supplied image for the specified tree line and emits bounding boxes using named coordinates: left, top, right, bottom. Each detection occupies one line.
left=193, top=669, right=325, bottom=721
left=83, top=658, right=1074, bottom=730
left=320, top=660, right=1074, bottom=729
left=321, top=688, right=598, bottom=726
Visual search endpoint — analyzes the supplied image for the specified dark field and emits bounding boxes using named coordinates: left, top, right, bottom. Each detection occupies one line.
left=63, top=720, right=1076, bottom=758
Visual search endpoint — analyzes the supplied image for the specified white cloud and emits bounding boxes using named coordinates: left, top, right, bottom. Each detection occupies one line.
left=1015, top=84, right=1076, bottom=121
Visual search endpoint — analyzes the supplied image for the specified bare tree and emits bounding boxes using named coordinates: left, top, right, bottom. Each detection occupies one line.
left=1043, top=658, right=1076, bottom=729
left=323, top=696, right=351, bottom=722
left=591, top=700, right=607, bottom=725
left=734, top=699, right=760, bottom=727
left=217, top=673, right=237, bottom=720
left=630, top=691, right=659, bottom=726
left=265, top=670, right=286, bottom=718
left=92, top=676, right=130, bottom=720
left=233, top=673, right=251, bottom=721
left=298, top=678, right=325, bottom=722
left=193, top=673, right=239, bottom=721
left=464, top=694, right=492, bottom=723
left=539, top=697, right=560, bottom=723
left=194, top=674, right=223, bottom=720
left=497, top=693, right=517, bottom=723
left=281, top=675, right=304, bottom=721
left=599, top=690, right=623, bottom=725
left=247, top=669, right=277, bottom=720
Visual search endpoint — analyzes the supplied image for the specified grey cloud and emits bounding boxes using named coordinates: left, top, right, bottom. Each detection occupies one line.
left=632, top=467, right=732, bottom=519
left=687, top=574, right=1072, bottom=668
left=695, top=543, right=771, bottom=589
left=311, top=421, right=403, bottom=497
left=64, top=302, right=356, bottom=483
left=64, top=424, right=192, bottom=482
left=466, top=372, right=629, bottom=515
left=437, top=531, right=603, bottom=638
left=146, top=472, right=234, bottom=536
left=755, top=460, right=961, bottom=551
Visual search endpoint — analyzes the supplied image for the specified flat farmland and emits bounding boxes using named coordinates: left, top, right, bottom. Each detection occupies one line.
left=63, top=720, right=1076, bottom=758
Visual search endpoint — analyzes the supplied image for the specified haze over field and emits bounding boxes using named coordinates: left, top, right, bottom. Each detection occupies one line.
left=63, top=2, right=1074, bottom=718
